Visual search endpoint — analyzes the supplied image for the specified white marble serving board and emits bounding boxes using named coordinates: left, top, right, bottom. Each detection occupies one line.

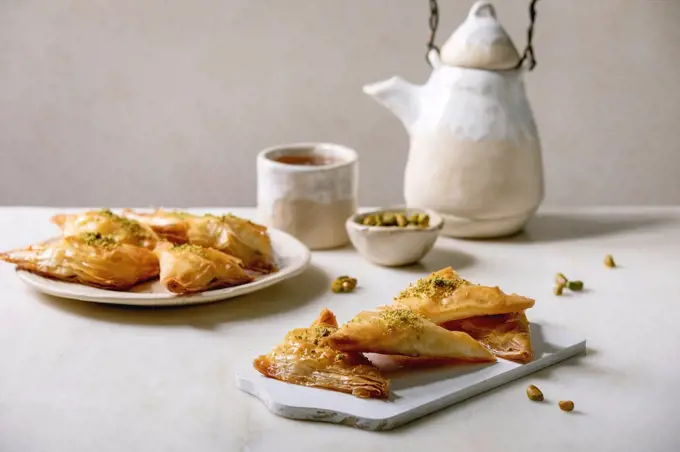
left=236, top=323, right=586, bottom=431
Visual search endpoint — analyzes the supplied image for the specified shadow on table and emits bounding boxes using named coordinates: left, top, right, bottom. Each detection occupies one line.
left=467, top=211, right=672, bottom=244
left=36, top=264, right=330, bottom=329
left=390, top=246, right=476, bottom=274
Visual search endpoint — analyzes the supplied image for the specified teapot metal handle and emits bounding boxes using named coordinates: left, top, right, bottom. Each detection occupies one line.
left=425, top=0, right=540, bottom=71
left=425, top=0, right=440, bottom=65
left=515, top=0, right=539, bottom=70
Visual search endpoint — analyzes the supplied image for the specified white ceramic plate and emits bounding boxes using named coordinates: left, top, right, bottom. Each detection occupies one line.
left=16, top=228, right=311, bottom=306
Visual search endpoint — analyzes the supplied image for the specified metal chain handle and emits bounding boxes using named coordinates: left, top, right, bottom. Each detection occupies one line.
left=426, top=0, right=539, bottom=71
left=515, top=0, right=539, bottom=70
left=426, top=0, right=440, bottom=62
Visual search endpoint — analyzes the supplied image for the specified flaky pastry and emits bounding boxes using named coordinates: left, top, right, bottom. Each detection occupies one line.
left=253, top=308, right=390, bottom=399
left=122, top=208, right=189, bottom=244
left=442, top=311, right=533, bottom=363
left=0, top=233, right=159, bottom=290
left=52, top=209, right=158, bottom=249
left=154, top=241, right=253, bottom=294
left=124, top=209, right=277, bottom=273
left=325, top=308, right=495, bottom=362
left=394, top=267, right=535, bottom=324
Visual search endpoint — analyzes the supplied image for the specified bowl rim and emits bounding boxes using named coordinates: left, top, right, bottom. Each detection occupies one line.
left=346, top=207, right=444, bottom=233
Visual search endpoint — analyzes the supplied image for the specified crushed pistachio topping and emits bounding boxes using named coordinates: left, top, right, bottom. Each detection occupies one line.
left=80, top=232, right=118, bottom=249
left=396, top=275, right=469, bottom=301
left=310, top=325, right=336, bottom=345
left=377, top=309, right=425, bottom=332
left=97, top=209, right=152, bottom=239
left=165, top=210, right=195, bottom=219
left=170, top=243, right=207, bottom=256
left=292, top=325, right=337, bottom=346
left=314, top=326, right=333, bottom=338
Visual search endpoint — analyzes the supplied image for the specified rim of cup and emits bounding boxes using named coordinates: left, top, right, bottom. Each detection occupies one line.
left=257, top=142, right=358, bottom=172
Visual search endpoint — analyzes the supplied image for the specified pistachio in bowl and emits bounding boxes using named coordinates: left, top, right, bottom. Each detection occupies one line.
left=345, top=208, right=443, bottom=267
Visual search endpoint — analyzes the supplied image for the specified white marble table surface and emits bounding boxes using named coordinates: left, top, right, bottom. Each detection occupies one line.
left=1, top=206, right=679, bottom=452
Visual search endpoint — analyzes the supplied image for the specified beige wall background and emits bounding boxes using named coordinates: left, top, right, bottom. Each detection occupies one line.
left=1, top=0, right=679, bottom=207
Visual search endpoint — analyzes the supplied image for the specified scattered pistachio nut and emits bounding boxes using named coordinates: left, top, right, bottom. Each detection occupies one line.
left=604, top=254, right=616, bottom=268
left=331, top=275, right=357, bottom=293
left=558, top=400, right=575, bottom=412
left=359, top=211, right=430, bottom=229
left=555, top=272, right=568, bottom=285
left=566, top=280, right=584, bottom=291
left=553, top=284, right=564, bottom=296
left=526, top=384, right=544, bottom=401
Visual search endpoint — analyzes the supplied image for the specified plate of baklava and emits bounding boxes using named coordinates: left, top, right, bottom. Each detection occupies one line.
left=0, top=209, right=311, bottom=306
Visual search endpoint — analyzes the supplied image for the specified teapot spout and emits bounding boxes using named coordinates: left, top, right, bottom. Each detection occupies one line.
left=363, top=76, right=421, bottom=130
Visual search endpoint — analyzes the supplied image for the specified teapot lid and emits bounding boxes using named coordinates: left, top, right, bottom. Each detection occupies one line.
left=439, top=1, right=520, bottom=70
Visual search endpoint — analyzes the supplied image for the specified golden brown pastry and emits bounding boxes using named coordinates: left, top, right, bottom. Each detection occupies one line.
left=154, top=241, right=253, bottom=294
left=253, top=308, right=390, bottom=399
left=325, top=308, right=496, bottom=362
left=442, top=312, right=534, bottom=363
left=124, top=209, right=277, bottom=273
left=52, top=209, right=158, bottom=249
left=186, top=214, right=276, bottom=273
left=121, top=208, right=189, bottom=244
left=0, top=232, right=159, bottom=290
left=394, top=267, right=535, bottom=324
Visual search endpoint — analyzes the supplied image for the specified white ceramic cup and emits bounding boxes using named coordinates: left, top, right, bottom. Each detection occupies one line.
left=257, top=143, right=358, bottom=250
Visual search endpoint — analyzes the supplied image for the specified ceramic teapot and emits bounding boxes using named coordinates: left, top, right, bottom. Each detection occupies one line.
left=364, top=1, right=543, bottom=238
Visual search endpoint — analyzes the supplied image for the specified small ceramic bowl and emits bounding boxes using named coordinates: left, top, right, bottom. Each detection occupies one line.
left=346, top=208, right=444, bottom=267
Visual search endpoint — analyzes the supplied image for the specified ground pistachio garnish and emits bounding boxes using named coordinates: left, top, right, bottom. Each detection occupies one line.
left=80, top=232, right=118, bottom=249
left=205, top=213, right=232, bottom=223
left=293, top=325, right=337, bottom=345
left=553, top=284, right=564, bottom=296
left=167, top=210, right=195, bottom=219
left=331, top=275, right=357, bottom=293
left=526, top=384, right=544, bottom=401
left=396, top=275, right=469, bottom=301
left=604, top=254, right=616, bottom=268
left=98, top=208, right=152, bottom=239
left=171, top=243, right=207, bottom=256
left=378, top=309, right=425, bottom=332
left=314, top=325, right=333, bottom=339
left=360, top=211, right=430, bottom=228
